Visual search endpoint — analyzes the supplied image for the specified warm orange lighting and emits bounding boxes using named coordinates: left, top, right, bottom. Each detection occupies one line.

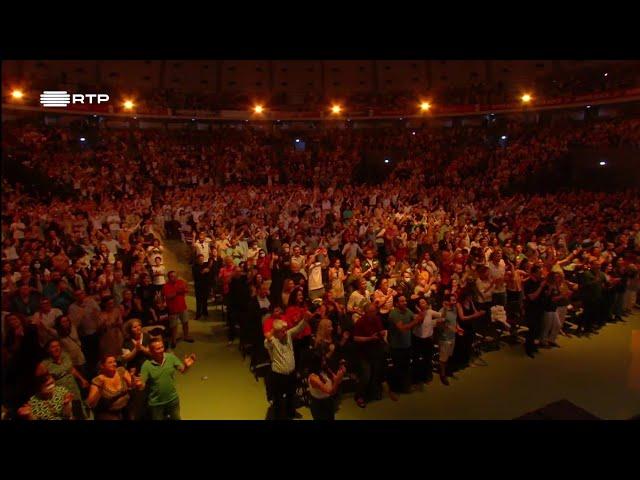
left=123, top=100, right=135, bottom=110
left=331, top=105, right=342, bottom=114
left=521, top=93, right=532, bottom=103
left=254, top=105, right=264, bottom=114
left=420, top=101, right=431, bottom=112
left=11, top=89, right=24, bottom=99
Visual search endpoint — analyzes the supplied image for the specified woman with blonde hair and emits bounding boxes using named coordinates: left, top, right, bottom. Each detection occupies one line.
left=121, top=319, right=152, bottom=371
left=314, top=318, right=342, bottom=370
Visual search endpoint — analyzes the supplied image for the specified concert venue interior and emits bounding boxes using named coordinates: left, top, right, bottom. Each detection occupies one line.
left=2, top=59, right=639, bottom=421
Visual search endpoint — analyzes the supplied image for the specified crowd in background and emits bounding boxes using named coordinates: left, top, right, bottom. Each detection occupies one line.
left=4, top=62, right=639, bottom=114
left=2, top=113, right=640, bottom=420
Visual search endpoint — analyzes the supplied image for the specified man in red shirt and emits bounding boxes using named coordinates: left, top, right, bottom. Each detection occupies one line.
left=162, top=271, right=193, bottom=348
left=353, top=304, right=395, bottom=407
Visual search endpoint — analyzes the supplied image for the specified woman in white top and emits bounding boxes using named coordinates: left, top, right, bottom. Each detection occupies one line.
left=151, top=256, right=167, bottom=291
left=412, top=298, right=442, bottom=384
left=328, top=258, right=347, bottom=305
left=373, top=277, right=397, bottom=326
left=307, top=354, right=346, bottom=420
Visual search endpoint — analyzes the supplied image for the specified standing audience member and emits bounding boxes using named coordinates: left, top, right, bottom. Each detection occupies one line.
left=138, top=338, right=196, bottom=420
left=162, top=271, right=192, bottom=348
left=264, top=316, right=308, bottom=420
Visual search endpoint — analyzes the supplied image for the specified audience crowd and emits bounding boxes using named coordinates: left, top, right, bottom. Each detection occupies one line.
left=5, top=62, right=639, bottom=114
left=2, top=114, right=640, bottom=420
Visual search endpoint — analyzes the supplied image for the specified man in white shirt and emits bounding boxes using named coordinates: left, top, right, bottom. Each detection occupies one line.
left=487, top=250, right=507, bottom=306
left=347, top=279, right=371, bottom=323
left=102, top=231, right=121, bottom=257
left=307, top=249, right=328, bottom=300
left=412, top=298, right=442, bottom=384
left=264, top=317, right=308, bottom=420
left=30, top=298, right=62, bottom=348
left=193, top=231, right=213, bottom=263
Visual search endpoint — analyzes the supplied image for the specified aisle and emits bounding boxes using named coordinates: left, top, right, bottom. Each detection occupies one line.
left=164, top=241, right=640, bottom=420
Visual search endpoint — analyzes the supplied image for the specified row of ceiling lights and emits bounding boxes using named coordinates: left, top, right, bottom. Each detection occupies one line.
left=10, top=89, right=536, bottom=114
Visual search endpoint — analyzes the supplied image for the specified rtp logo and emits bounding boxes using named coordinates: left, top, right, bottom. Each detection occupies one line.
left=40, top=91, right=110, bottom=107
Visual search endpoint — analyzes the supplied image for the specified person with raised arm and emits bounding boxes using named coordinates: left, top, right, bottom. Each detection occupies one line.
left=137, top=338, right=196, bottom=420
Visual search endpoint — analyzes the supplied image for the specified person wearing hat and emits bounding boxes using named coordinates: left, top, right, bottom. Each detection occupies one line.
left=264, top=314, right=309, bottom=420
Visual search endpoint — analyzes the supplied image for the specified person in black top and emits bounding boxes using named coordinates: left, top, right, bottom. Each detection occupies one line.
left=2, top=313, right=45, bottom=415
left=245, top=284, right=270, bottom=368
left=192, top=254, right=213, bottom=320
left=120, top=319, right=151, bottom=372
left=452, top=288, right=485, bottom=371
left=609, top=260, right=626, bottom=322
left=227, top=266, right=250, bottom=346
left=523, top=265, right=546, bottom=358
left=134, top=274, right=156, bottom=325
left=540, top=272, right=562, bottom=347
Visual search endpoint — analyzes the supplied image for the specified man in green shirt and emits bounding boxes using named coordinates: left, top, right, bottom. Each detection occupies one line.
left=139, top=338, right=196, bottom=420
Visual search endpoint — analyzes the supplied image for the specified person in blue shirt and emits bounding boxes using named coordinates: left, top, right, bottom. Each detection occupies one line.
left=388, top=295, right=422, bottom=394
left=438, top=294, right=460, bottom=386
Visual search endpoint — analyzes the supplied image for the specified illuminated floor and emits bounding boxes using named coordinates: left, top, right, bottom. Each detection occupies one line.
left=164, top=241, right=640, bottom=420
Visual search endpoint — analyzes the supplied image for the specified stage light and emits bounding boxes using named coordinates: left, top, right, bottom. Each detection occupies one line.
left=604, top=73, right=608, bottom=77
left=295, top=139, right=300, bottom=143
left=331, top=105, right=342, bottom=114
left=521, top=93, right=532, bottom=103
left=599, top=161, right=607, bottom=166
left=80, top=137, right=86, bottom=142
left=412, top=131, right=416, bottom=135
left=123, top=100, right=134, bottom=110
left=501, top=135, right=507, bottom=140
left=420, top=101, right=431, bottom=112
left=254, top=105, right=264, bottom=114
left=11, top=89, right=24, bottom=99
left=192, top=118, right=195, bottom=121
left=384, top=159, right=390, bottom=164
